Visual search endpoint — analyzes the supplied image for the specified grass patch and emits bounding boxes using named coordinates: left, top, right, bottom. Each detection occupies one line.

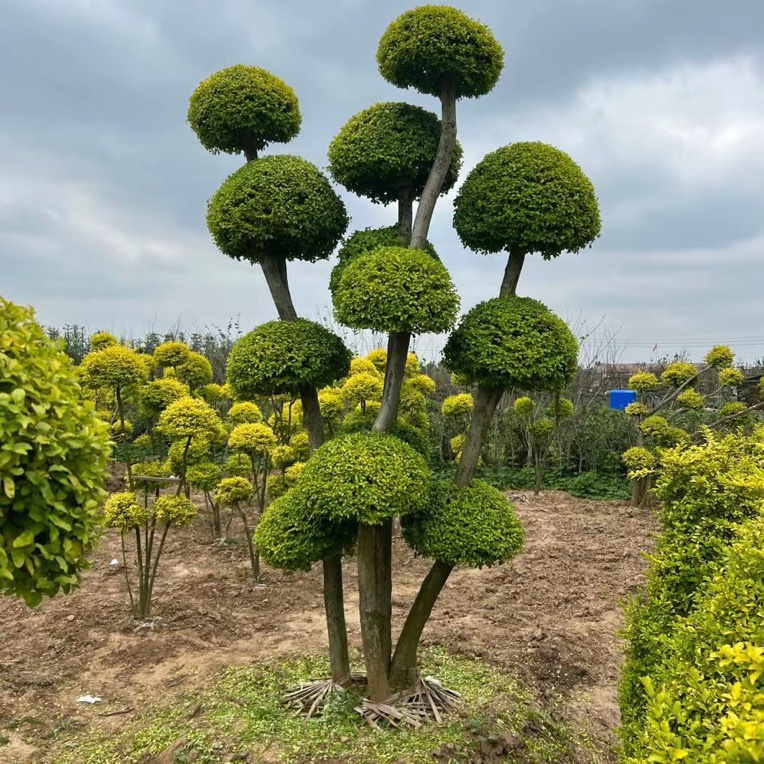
left=46, top=647, right=598, bottom=763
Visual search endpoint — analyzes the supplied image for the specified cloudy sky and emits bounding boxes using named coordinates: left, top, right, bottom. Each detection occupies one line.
left=2, top=0, right=763, bottom=363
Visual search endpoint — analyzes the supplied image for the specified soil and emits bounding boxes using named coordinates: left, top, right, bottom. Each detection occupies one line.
left=0, top=491, right=657, bottom=763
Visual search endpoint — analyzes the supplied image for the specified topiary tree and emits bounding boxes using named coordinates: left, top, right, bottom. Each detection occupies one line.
left=105, top=491, right=196, bottom=618
left=0, top=299, right=112, bottom=606
left=215, top=477, right=259, bottom=580
left=189, top=3, right=593, bottom=720
left=186, top=461, right=224, bottom=539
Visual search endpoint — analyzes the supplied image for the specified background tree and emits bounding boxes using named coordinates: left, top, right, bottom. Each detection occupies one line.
left=0, top=299, right=111, bottom=606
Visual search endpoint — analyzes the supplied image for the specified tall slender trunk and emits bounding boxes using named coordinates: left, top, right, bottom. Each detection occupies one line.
left=500, top=249, right=526, bottom=298
left=455, top=388, right=504, bottom=488
left=398, top=187, right=414, bottom=244
left=389, top=560, right=452, bottom=690
left=324, top=555, right=350, bottom=683
left=358, top=521, right=393, bottom=701
left=372, top=332, right=410, bottom=434
left=258, top=247, right=351, bottom=682
left=115, top=386, right=133, bottom=486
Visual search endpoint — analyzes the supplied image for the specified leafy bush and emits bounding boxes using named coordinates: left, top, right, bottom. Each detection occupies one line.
left=332, top=246, right=459, bottom=335
left=620, top=430, right=764, bottom=753
left=299, top=432, right=431, bottom=525
left=207, top=155, right=348, bottom=264
left=328, top=102, right=462, bottom=204
left=226, top=319, right=351, bottom=397
left=403, top=480, right=524, bottom=568
left=443, top=297, right=578, bottom=391
left=187, top=65, right=301, bottom=155
left=377, top=5, right=504, bottom=98
left=453, top=142, right=601, bottom=259
left=0, top=299, right=111, bottom=606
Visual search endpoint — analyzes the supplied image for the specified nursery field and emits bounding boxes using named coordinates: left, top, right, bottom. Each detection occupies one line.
left=0, top=490, right=656, bottom=763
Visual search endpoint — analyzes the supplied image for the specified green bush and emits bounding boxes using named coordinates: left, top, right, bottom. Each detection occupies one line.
left=187, top=65, right=301, bottom=155
left=140, top=378, right=188, bottom=418
left=157, top=396, right=221, bottom=441
left=207, top=155, right=348, bottom=264
left=79, top=344, right=148, bottom=391
left=403, top=480, right=524, bottom=568
left=625, top=513, right=764, bottom=763
left=443, top=297, right=578, bottom=391
left=333, top=246, right=459, bottom=334
left=377, top=5, right=504, bottom=98
left=299, top=432, right=431, bottom=525
left=328, top=102, right=462, bottom=203
left=0, top=299, right=112, bottom=605
left=329, top=226, right=437, bottom=294
left=620, top=431, right=764, bottom=753
left=255, top=486, right=357, bottom=571
left=226, top=319, right=351, bottom=398
left=453, top=142, right=601, bottom=259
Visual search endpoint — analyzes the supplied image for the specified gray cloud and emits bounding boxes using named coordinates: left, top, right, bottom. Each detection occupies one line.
left=1, top=0, right=763, bottom=363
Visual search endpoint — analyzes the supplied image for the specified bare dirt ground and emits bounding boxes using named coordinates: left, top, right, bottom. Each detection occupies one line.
left=0, top=491, right=657, bottom=762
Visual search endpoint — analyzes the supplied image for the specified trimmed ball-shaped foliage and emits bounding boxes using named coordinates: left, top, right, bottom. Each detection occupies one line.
left=407, top=374, right=436, bottom=397
left=318, top=387, right=344, bottom=424
left=131, top=461, right=172, bottom=492
left=349, top=357, right=382, bottom=378
left=530, top=418, right=554, bottom=438
left=186, top=461, right=223, bottom=492
left=661, top=362, right=698, bottom=387
left=199, top=383, right=227, bottom=403
left=299, top=432, right=431, bottom=525
left=228, top=401, right=263, bottom=425
left=333, top=246, right=459, bottom=334
left=341, top=373, right=383, bottom=406
left=79, top=345, right=148, bottom=391
left=228, top=422, right=277, bottom=455
left=640, top=415, right=670, bottom=438
left=176, top=352, right=213, bottom=390
left=140, top=378, right=189, bottom=418
left=625, top=402, right=649, bottom=417
left=328, top=102, right=462, bottom=204
left=227, top=319, right=351, bottom=398
left=443, top=297, right=578, bottom=392
left=89, top=331, right=117, bottom=351
left=272, top=445, right=297, bottom=470
left=719, top=402, right=748, bottom=418
left=104, top=492, right=146, bottom=532
left=405, top=353, right=422, bottom=377
left=290, top=432, right=310, bottom=462
left=154, top=495, right=196, bottom=526
left=187, top=65, right=301, bottom=155
left=153, top=341, right=190, bottom=369
left=223, top=453, right=252, bottom=479
left=453, top=142, right=601, bottom=259
left=207, top=155, right=348, bottom=264
left=377, top=5, right=504, bottom=99
left=158, top=396, right=221, bottom=441
left=442, top=393, right=473, bottom=418
left=403, top=480, right=524, bottom=568
left=704, top=345, right=734, bottom=369
left=548, top=397, right=575, bottom=419
left=330, top=226, right=437, bottom=295
left=0, top=300, right=112, bottom=606
left=677, top=389, right=705, bottom=410
left=628, top=372, right=660, bottom=391
left=255, top=486, right=357, bottom=572
left=215, top=476, right=254, bottom=507
left=622, top=447, right=657, bottom=473
left=366, top=348, right=388, bottom=373
left=719, top=368, right=745, bottom=387
left=513, top=396, right=534, bottom=416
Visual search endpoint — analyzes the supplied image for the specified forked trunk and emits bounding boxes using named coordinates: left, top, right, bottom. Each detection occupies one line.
left=389, top=560, right=453, bottom=690
left=357, top=521, right=393, bottom=701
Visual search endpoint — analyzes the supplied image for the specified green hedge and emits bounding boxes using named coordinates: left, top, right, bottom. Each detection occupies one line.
left=620, top=429, right=764, bottom=760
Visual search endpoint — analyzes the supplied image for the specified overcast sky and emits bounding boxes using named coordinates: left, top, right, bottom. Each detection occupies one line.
left=2, top=0, right=763, bottom=363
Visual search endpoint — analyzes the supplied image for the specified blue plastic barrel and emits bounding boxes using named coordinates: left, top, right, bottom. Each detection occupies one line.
left=609, top=389, right=637, bottom=411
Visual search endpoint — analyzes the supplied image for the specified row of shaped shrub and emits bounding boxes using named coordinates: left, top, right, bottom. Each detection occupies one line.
left=620, top=426, right=764, bottom=761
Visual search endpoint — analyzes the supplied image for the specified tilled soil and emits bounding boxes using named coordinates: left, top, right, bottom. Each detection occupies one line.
left=0, top=491, right=656, bottom=762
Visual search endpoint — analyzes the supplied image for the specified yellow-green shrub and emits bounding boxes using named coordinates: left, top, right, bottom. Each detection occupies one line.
left=0, top=299, right=111, bottom=605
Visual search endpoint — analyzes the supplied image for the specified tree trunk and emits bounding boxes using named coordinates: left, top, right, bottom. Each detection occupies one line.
left=398, top=187, right=414, bottom=244
left=324, top=554, right=351, bottom=683
left=357, top=521, right=393, bottom=701
left=389, top=560, right=453, bottom=690
left=455, top=388, right=504, bottom=488
left=372, top=332, right=410, bottom=434
left=500, top=249, right=526, bottom=298
left=300, top=385, right=325, bottom=453
left=260, top=255, right=298, bottom=321
left=410, top=78, right=457, bottom=249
